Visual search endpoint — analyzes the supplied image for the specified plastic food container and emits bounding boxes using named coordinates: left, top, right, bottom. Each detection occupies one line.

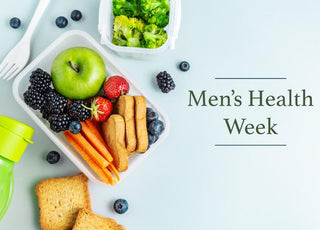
left=12, top=30, right=170, bottom=186
left=98, top=0, right=181, bottom=57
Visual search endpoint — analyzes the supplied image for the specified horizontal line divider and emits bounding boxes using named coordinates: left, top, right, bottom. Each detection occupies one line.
left=215, top=77, right=287, bottom=80
left=215, top=144, right=287, bottom=147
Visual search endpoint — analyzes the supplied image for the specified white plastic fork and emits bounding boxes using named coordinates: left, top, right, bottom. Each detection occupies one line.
left=0, top=0, right=51, bottom=81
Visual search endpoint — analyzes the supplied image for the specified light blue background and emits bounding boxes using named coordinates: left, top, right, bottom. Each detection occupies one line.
left=1, top=0, right=320, bottom=229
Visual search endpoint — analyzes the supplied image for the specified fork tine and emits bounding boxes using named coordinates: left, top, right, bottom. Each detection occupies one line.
left=6, top=67, right=21, bottom=81
left=0, top=63, right=10, bottom=77
left=0, top=63, right=14, bottom=79
left=4, top=66, right=19, bottom=81
left=0, top=62, right=8, bottom=74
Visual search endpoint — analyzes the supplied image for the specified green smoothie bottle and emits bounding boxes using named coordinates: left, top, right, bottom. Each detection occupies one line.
left=0, top=115, right=34, bottom=221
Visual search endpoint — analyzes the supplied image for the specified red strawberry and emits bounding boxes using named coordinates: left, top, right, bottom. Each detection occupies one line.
left=90, top=97, right=113, bottom=122
left=104, top=76, right=129, bottom=100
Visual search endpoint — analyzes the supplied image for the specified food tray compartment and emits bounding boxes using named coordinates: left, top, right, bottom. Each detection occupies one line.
left=98, top=0, right=181, bottom=57
left=12, top=30, right=170, bottom=185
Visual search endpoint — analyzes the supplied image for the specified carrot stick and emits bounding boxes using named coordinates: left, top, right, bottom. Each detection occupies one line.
left=82, top=120, right=113, bottom=162
left=84, top=119, right=106, bottom=144
left=108, top=163, right=120, bottom=181
left=64, top=131, right=111, bottom=185
left=67, top=131, right=109, bottom=168
left=102, top=167, right=116, bottom=186
left=92, top=119, right=101, bottom=131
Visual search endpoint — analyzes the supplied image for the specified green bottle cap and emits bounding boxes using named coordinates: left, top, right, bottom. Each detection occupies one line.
left=0, top=115, right=34, bottom=162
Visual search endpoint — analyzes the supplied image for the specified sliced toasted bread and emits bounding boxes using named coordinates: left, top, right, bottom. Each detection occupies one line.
left=115, top=95, right=136, bottom=152
left=134, top=96, right=148, bottom=152
left=35, top=173, right=91, bottom=230
left=72, top=208, right=126, bottom=230
left=101, top=114, right=129, bottom=172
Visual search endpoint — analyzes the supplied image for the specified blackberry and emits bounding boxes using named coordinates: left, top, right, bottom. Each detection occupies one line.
left=156, top=71, right=175, bottom=93
left=23, top=86, right=45, bottom=110
left=41, top=109, right=51, bottom=120
left=48, top=113, right=71, bottom=132
left=29, top=68, right=51, bottom=91
left=68, top=100, right=91, bottom=121
left=42, top=88, right=68, bottom=115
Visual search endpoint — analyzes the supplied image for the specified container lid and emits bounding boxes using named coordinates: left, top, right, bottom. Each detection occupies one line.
left=0, top=115, right=34, bottom=162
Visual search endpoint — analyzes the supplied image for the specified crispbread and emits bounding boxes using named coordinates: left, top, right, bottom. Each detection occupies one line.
left=72, top=208, right=126, bottom=230
left=115, top=95, right=136, bottom=152
left=35, top=173, right=91, bottom=230
left=101, top=114, right=129, bottom=172
left=134, top=96, right=148, bottom=152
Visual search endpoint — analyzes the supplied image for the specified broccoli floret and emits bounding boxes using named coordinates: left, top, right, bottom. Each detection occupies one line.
left=112, top=15, right=145, bottom=47
left=113, top=0, right=140, bottom=17
left=142, top=24, right=167, bottom=48
left=140, top=0, right=170, bottom=28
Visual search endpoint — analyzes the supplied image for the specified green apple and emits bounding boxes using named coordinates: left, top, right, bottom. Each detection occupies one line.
left=51, top=47, right=106, bottom=99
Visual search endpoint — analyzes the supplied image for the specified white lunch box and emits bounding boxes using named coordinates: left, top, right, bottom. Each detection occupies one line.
left=12, top=30, right=170, bottom=186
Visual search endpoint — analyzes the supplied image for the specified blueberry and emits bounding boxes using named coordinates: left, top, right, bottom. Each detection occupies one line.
left=179, top=61, right=190, bottom=72
left=55, top=16, right=68, bottom=28
left=147, top=111, right=159, bottom=123
left=145, top=133, right=159, bottom=152
left=69, top=121, right=82, bottom=134
left=148, top=133, right=159, bottom=145
left=146, top=107, right=153, bottom=114
left=71, top=10, right=82, bottom=21
left=10, top=17, right=21, bottom=29
left=114, top=199, right=128, bottom=214
left=148, top=120, right=164, bottom=136
left=46, top=151, right=60, bottom=164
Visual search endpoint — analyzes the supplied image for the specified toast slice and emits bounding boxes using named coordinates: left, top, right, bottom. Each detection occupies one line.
left=101, top=114, right=129, bottom=172
left=35, top=173, right=91, bottom=230
left=134, top=96, right=148, bottom=152
left=115, top=95, right=136, bottom=152
left=72, top=208, right=126, bottom=230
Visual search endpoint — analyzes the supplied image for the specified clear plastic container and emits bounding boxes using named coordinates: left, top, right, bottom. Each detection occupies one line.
left=12, top=30, right=170, bottom=186
left=98, top=0, right=181, bottom=57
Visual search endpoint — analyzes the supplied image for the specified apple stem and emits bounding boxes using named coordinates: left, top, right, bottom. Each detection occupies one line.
left=68, top=61, right=79, bottom=73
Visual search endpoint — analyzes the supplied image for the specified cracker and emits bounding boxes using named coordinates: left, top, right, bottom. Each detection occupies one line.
left=115, top=95, right=136, bottom=152
left=101, top=114, right=129, bottom=172
left=35, top=173, right=91, bottom=230
left=72, top=208, right=126, bottom=230
left=134, top=96, right=148, bottom=152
